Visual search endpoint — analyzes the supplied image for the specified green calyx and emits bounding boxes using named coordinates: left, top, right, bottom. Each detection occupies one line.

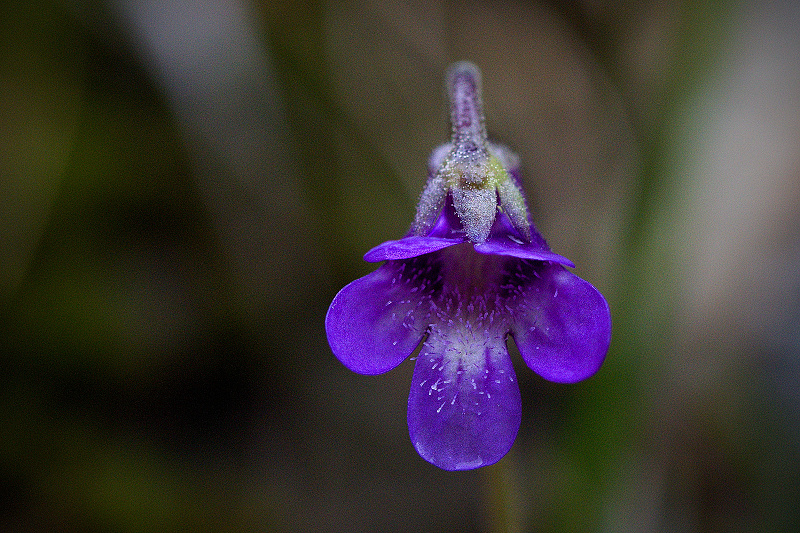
left=410, top=62, right=533, bottom=244
left=412, top=145, right=532, bottom=244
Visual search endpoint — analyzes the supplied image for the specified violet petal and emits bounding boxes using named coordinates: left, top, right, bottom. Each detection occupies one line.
left=510, top=263, right=611, bottom=383
left=326, top=263, right=428, bottom=374
left=407, top=324, right=521, bottom=470
left=474, top=212, right=576, bottom=267
left=475, top=240, right=575, bottom=266
left=364, top=236, right=463, bottom=262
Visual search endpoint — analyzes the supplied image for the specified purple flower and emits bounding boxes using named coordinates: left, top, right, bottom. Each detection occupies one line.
left=326, top=62, right=611, bottom=471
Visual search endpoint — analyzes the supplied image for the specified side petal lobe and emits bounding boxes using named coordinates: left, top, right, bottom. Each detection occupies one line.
left=510, top=264, right=611, bottom=383
left=326, top=263, right=428, bottom=374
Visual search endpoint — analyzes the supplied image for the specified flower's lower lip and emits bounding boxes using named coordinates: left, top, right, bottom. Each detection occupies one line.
left=408, top=315, right=521, bottom=471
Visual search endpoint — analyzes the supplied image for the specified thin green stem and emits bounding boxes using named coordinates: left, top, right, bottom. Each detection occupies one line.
left=482, top=451, right=523, bottom=533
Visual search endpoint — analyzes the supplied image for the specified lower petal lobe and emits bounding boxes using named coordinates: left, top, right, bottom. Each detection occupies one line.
left=407, top=323, right=521, bottom=470
left=510, top=264, right=611, bottom=383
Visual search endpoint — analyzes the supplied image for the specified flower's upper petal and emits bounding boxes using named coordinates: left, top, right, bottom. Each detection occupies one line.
left=364, top=236, right=463, bottom=262
left=407, top=322, right=521, bottom=471
left=510, top=263, right=611, bottom=383
left=474, top=212, right=575, bottom=267
left=326, top=262, right=429, bottom=375
left=366, top=193, right=469, bottom=262
left=475, top=240, right=575, bottom=266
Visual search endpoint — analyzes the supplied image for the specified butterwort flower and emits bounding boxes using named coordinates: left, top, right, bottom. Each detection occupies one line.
left=326, top=62, right=611, bottom=471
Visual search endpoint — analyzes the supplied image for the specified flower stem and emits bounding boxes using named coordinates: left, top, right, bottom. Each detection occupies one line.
left=482, top=450, right=523, bottom=533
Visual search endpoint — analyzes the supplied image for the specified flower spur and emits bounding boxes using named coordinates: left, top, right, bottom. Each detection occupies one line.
left=326, top=61, right=611, bottom=471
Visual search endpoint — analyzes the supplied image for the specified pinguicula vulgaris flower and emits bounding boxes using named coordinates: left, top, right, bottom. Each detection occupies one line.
left=326, top=62, right=611, bottom=471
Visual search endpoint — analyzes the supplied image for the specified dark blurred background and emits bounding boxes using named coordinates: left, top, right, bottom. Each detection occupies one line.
left=2, top=0, right=799, bottom=531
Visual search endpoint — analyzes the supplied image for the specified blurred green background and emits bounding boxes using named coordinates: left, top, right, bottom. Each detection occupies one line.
left=2, top=0, right=800, bottom=531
